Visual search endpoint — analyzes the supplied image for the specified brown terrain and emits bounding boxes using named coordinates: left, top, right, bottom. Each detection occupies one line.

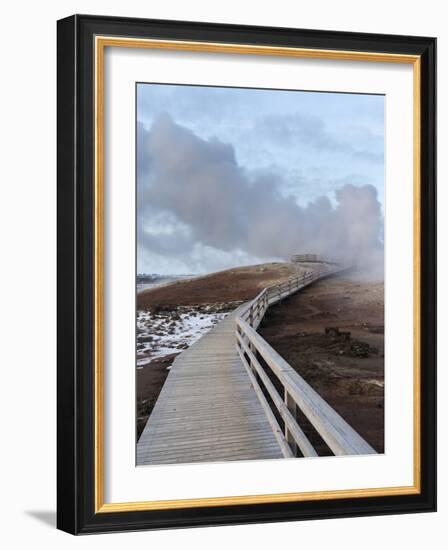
left=258, top=270, right=384, bottom=453
left=137, top=262, right=308, bottom=311
left=136, top=263, right=384, bottom=454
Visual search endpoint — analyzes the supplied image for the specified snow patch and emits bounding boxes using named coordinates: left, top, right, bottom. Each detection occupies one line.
left=136, top=304, right=238, bottom=365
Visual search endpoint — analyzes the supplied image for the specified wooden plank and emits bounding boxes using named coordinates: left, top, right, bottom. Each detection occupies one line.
left=137, top=311, right=284, bottom=465
left=237, top=333, right=317, bottom=458
left=285, top=390, right=298, bottom=456
left=237, top=349, right=294, bottom=459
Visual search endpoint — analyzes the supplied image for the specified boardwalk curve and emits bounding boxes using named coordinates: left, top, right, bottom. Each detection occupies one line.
left=137, top=307, right=286, bottom=465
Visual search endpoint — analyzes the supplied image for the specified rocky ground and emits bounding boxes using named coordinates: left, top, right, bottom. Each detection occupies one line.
left=258, top=269, right=384, bottom=454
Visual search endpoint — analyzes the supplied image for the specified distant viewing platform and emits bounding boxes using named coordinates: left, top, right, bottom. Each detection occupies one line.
left=290, top=254, right=338, bottom=264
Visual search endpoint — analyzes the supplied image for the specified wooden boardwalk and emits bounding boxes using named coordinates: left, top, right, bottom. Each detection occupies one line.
left=137, top=264, right=375, bottom=465
left=137, top=307, right=285, bottom=465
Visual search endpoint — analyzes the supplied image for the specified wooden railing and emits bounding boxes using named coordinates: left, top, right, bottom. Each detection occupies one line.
left=235, top=265, right=376, bottom=458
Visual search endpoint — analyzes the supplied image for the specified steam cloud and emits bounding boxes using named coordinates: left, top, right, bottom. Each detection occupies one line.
left=138, top=114, right=383, bottom=277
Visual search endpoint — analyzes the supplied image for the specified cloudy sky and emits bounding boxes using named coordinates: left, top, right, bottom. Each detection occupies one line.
left=137, top=83, right=384, bottom=275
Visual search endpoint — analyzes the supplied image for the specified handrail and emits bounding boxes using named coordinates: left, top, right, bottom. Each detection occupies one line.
left=235, top=263, right=376, bottom=458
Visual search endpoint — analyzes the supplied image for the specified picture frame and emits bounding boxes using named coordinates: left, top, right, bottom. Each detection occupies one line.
left=57, top=14, right=436, bottom=534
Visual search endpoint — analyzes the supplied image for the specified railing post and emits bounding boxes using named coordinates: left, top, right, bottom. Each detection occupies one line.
left=284, top=389, right=298, bottom=456
left=248, top=305, right=257, bottom=362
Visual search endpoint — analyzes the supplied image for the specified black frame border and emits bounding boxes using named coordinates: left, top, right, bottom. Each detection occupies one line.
left=57, top=14, right=436, bottom=534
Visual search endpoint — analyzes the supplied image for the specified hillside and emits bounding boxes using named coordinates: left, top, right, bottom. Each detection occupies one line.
left=137, top=262, right=318, bottom=310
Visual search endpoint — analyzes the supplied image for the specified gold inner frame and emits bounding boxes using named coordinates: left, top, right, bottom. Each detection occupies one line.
left=94, top=36, right=421, bottom=513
